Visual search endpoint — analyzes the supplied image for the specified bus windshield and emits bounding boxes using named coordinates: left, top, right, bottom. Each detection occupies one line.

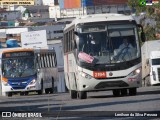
left=76, top=23, right=140, bottom=64
left=2, top=57, right=36, bottom=78
left=152, top=58, right=160, bottom=65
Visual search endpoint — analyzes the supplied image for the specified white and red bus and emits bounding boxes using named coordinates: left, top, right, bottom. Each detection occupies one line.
left=62, top=14, right=145, bottom=99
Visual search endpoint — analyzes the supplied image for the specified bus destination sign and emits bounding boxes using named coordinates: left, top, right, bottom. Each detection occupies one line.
left=82, top=25, right=105, bottom=33
left=3, top=52, right=34, bottom=58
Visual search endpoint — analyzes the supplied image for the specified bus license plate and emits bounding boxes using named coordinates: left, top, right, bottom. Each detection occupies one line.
left=93, top=71, right=107, bottom=78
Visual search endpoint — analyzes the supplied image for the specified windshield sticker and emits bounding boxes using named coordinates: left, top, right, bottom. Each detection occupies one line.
left=78, top=52, right=95, bottom=63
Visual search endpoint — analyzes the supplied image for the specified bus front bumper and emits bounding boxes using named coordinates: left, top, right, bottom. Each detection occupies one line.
left=2, top=81, right=41, bottom=93
left=77, top=73, right=142, bottom=92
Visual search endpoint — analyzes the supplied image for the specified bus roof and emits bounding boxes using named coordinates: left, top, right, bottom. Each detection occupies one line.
left=64, top=13, right=135, bottom=31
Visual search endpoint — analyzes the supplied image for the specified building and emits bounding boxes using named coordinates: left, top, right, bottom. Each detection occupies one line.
left=28, top=24, right=65, bottom=40
left=49, top=0, right=130, bottom=18
left=34, top=0, right=58, bottom=6
left=25, top=5, right=50, bottom=18
left=0, top=11, right=21, bottom=21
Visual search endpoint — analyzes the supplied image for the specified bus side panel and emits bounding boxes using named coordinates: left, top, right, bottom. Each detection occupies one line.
left=64, top=52, right=78, bottom=91
left=64, top=54, right=70, bottom=90
left=64, top=73, right=70, bottom=90
left=0, top=76, right=2, bottom=96
left=51, top=67, right=58, bottom=91
left=38, top=67, right=58, bottom=91
left=68, top=53, right=78, bottom=91
left=37, top=69, right=44, bottom=90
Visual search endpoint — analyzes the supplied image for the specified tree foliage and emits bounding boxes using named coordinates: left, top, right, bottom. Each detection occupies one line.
left=128, top=0, right=160, bottom=40
left=23, top=9, right=31, bottom=17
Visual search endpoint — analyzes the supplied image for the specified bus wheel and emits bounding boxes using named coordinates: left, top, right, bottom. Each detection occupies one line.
left=129, top=88, right=137, bottom=96
left=50, top=88, right=53, bottom=94
left=120, top=89, right=128, bottom=96
left=7, top=92, right=12, bottom=97
left=70, top=90, right=77, bottom=99
left=24, top=92, right=29, bottom=95
left=45, top=89, right=49, bottom=94
left=49, top=78, right=54, bottom=94
left=78, top=91, right=87, bottom=99
left=20, top=92, right=24, bottom=96
left=146, top=80, right=151, bottom=86
left=112, top=89, right=120, bottom=97
left=38, top=90, right=42, bottom=95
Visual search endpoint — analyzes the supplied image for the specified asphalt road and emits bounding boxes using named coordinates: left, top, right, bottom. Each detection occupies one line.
left=0, top=86, right=160, bottom=120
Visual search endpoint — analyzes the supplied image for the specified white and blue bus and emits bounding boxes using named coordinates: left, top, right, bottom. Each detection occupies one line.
left=63, top=14, right=145, bottom=99
left=0, top=48, right=58, bottom=97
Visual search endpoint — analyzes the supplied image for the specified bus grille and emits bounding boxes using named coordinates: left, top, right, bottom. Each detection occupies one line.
left=157, top=68, right=160, bottom=81
left=9, top=80, right=28, bottom=90
left=95, top=81, right=129, bottom=89
left=12, top=86, right=26, bottom=89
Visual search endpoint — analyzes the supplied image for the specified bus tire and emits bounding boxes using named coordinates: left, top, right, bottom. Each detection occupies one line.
left=49, top=78, right=54, bottom=94
left=38, top=90, right=42, bottom=95
left=50, top=88, right=53, bottom=94
left=7, top=92, right=12, bottom=97
left=70, top=90, right=77, bottom=99
left=20, top=92, right=24, bottom=96
left=112, top=89, right=120, bottom=97
left=78, top=91, right=87, bottom=99
left=129, top=88, right=137, bottom=96
left=146, top=80, right=151, bottom=86
left=120, top=89, right=128, bottom=96
left=24, top=92, right=29, bottom=95
left=45, top=89, right=49, bottom=94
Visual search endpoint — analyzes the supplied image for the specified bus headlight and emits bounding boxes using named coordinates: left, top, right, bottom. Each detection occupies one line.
left=128, top=68, right=141, bottom=76
left=2, top=77, right=9, bottom=86
left=29, top=79, right=36, bottom=85
left=80, top=71, right=92, bottom=79
left=2, top=81, right=10, bottom=86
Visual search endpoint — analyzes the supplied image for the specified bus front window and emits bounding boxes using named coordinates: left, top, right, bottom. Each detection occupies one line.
left=108, top=24, right=140, bottom=63
left=77, top=24, right=140, bottom=64
left=2, top=58, right=36, bottom=78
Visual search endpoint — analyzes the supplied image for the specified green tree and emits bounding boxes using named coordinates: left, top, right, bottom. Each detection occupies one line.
left=23, top=9, right=31, bottom=17
left=128, top=0, right=160, bottom=40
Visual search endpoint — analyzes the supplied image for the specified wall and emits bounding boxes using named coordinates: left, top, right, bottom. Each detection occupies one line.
left=82, top=0, right=93, bottom=7
left=64, top=0, right=81, bottom=9
left=49, top=5, right=61, bottom=18
left=29, top=25, right=65, bottom=40
left=59, top=0, right=64, bottom=9
left=0, top=11, right=21, bottom=21
left=42, top=0, right=54, bottom=5
left=93, top=0, right=128, bottom=5
left=60, top=4, right=130, bottom=18
left=34, top=0, right=43, bottom=5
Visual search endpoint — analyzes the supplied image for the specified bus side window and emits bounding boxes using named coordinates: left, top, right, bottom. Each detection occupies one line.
left=49, top=54, right=53, bottom=67
left=38, top=54, right=42, bottom=68
left=54, top=53, right=57, bottom=67
left=41, top=55, right=44, bottom=68
left=51, top=54, right=55, bottom=67
left=36, top=55, right=40, bottom=69
left=48, top=54, right=51, bottom=67
left=46, top=54, right=50, bottom=67
left=44, top=54, right=47, bottom=68
left=53, top=54, right=56, bottom=67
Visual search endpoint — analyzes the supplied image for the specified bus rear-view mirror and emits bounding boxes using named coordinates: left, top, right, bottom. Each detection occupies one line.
left=141, top=32, right=146, bottom=42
